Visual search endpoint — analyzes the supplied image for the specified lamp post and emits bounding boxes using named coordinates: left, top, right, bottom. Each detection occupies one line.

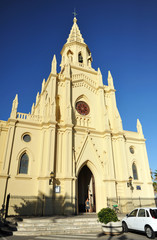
left=49, top=171, right=54, bottom=185
left=127, top=176, right=134, bottom=190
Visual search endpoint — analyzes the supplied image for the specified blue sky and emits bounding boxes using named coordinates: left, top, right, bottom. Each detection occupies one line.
left=0, top=0, right=157, bottom=173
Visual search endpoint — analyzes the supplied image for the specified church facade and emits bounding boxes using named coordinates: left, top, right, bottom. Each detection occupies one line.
left=0, top=17, right=154, bottom=216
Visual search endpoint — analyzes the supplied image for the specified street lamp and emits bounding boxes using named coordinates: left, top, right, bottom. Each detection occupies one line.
left=127, top=176, right=134, bottom=190
left=49, top=171, right=54, bottom=185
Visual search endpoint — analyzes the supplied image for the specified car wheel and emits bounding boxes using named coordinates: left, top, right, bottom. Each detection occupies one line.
left=145, top=226, right=155, bottom=239
left=122, top=222, right=128, bottom=233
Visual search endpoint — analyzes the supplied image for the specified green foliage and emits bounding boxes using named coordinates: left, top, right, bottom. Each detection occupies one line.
left=98, top=207, right=118, bottom=224
left=151, top=169, right=157, bottom=194
left=154, top=170, right=157, bottom=181
left=153, top=182, right=157, bottom=192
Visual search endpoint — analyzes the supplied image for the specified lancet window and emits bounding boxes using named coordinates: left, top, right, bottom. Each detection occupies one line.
left=78, top=52, right=83, bottom=63
left=132, top=163, right=138, bottom=180
left=19, top=153, right=29, bottom=174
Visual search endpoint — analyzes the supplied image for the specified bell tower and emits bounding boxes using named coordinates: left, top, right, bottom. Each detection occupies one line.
left=60, top=17, right=92, bottom=72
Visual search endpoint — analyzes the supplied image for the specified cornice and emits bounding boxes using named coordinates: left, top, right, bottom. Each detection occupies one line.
left=147, top=182, right=154, bottom=185
left=104, top=85, right=116, bottom=93
left=57, top=177, right=76, bottom=181
left=125, top=136, right=146, bottom=142
left=111, top=132, right=124, bottom=137
left=103, top=179, right=116, bottom=182
left=41, top=120, right=57, bottom=126
left=38, top=176, right=76, bottom=181
left=15, top=119, right=42, bottom=128
left=0, top=123, right=9, bottom=131
left=133, top=181, right=144, bottom=184
left=7, top=118, right=18, bottom=125
left=0, top=174, right=9, bottom=179
left=37, top=176, right=49, bottom=180
left=49, top=72, right=57, bottom=78
left=14, top=119, right=58, bottom=129
left=15, top=175, right=32, bottom=180
left=74, top=126, right=111, bottom=136
left=57, top=123, right=74, bottom=129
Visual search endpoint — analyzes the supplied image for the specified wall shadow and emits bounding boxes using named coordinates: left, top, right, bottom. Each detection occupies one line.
left=8, top=192, right=76, bottom=216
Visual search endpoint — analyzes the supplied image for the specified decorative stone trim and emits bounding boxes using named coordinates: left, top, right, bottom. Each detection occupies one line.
left=15, top=175, right=32, bottom=180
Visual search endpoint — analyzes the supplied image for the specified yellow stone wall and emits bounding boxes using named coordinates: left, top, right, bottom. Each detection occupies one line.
left=0, top=17, right=154, bottom=216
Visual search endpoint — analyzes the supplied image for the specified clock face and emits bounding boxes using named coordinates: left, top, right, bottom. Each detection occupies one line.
left=75, top=101, right=90, bottom=115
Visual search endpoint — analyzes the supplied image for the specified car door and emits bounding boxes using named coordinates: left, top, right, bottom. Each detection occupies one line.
left=135, top=208, right=146, bottom=231
left=126, top=209, right=138, bottom=230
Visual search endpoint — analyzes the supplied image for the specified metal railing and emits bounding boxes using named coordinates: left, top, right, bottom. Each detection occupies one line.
left=107, top=197, right=157, bottom=213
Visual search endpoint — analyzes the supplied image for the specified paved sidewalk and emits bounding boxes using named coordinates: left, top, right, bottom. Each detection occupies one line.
left=0, top=232, right=152, bottom=240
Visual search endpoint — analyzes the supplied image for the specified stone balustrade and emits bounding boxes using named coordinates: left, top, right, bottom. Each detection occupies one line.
left=16, top=113, right=42, bottom=122
left=76, top=116, right=90, bottom=127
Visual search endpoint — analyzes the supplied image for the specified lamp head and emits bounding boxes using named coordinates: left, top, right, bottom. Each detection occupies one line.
left=50, top=171, right=54, bottom=178
left=129, top=176, right=133, bottom=184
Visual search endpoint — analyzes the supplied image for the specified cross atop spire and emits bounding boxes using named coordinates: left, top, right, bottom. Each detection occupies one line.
left=72, top=8, right=77, bottom=18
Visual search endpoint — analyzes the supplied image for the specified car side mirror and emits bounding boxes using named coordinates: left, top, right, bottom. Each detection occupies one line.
left=126, top=214, right=129, bottom=217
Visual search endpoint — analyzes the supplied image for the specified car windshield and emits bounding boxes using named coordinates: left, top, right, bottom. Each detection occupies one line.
left=150, top=209, right=157, bottom=219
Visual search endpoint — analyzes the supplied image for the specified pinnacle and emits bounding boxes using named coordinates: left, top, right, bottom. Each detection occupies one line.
left=66, top=18, right=85, bottom=44
left=73, top=17, right=77, bottom=23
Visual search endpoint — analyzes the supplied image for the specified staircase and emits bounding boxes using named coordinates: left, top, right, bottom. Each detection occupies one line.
left=13, top=213, right=102, bottom=236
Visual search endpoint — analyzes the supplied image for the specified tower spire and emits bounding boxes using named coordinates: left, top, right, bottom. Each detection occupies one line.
left=60, top=16, right=92, bottom=70
left=66, top=16, right=85, bottom=44
left=51, top=54, right=57, bottom=74
left=137, top=119, right=144, bottom=137
left=107, top=71, right=114, bottom=88
left=10, top=94, right=18, bottom=118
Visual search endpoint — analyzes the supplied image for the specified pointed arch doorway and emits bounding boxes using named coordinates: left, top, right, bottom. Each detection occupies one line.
left=78, top=165, right=96, bottom=213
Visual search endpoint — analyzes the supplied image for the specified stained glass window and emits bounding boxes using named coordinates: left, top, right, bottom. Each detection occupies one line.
left=132, top=163, right=138, bottom=180
left=76, top=101, right=90, bottom=115
left=130, top=146, right=134, bottom=154
left=23, top=134, right=31, bottom=142
left=19, top=153, right=29, bottom=174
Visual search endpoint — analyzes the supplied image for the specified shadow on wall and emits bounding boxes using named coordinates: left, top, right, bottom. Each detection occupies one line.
left=8, top=192, right=76, bottom=216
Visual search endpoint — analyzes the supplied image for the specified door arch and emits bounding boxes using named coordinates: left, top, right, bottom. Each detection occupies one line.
left=78, top=165, right=96, bottom=213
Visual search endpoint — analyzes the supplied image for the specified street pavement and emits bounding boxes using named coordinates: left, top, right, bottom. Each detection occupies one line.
left=0, top=232, right=156, bottom=240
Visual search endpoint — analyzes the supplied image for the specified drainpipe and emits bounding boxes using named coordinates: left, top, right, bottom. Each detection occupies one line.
left=2, top=120, right=17, bottom=218
left=110, top=133, right=118, bottom=201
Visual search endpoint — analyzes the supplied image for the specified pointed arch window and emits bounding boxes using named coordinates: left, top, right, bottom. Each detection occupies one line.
left=78, top=52, right=83, bottom=63
left=19, top=153, right=29, bottom=174
left=132, top=163, right=138, bottom=180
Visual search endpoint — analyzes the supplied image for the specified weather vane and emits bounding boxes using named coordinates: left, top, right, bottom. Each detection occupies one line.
left=72, top=8, right=77, bottom=18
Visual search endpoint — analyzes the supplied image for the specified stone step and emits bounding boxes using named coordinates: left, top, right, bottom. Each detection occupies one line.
left=18, top=218, right=98, bottom=226
left=22, top=215, right=97, bottom=221
left=17, top=223, right=101, bottom=231
left=13, top=215, right=102, bottom=236
left=18, top=222, right=100, bottom=228
left=14, top=226, right=102, bottom=236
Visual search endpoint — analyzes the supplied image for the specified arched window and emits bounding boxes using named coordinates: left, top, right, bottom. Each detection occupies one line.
left=78, top=52, right=83, bottom=63
left=19, top=153, right=29, bottom=174
left=132, top=163, right=138, bottom=180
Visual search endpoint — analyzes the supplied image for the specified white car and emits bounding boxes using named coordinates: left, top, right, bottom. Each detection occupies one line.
left=122, top=207, right=157, bottom=239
